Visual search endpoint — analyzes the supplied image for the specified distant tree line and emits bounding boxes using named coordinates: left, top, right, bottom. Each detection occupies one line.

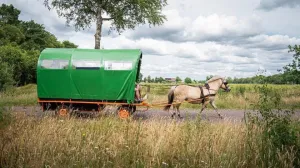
left=0, top=4, right=78, bottom=91
left=140, top=75, right=202, bottom=84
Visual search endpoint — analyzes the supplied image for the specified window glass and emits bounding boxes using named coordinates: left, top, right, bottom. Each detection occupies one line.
left=72, top=60, right=101, bottom=69
left=104, top=61, right=133, bottom=70
left=41, top=59, right=69, bottom=69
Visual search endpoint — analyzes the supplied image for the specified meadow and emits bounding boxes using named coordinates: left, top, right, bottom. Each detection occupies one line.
left=0, top=83, right=300, bottom=109
left=0, top=83, right=300, bottom=168
left=141, top=83, right=300, bottom=110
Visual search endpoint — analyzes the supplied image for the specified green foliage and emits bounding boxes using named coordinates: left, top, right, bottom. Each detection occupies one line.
left=62, top=40, right=78, bottom=48
left=147, top=75, right=151, bottom=83
left=0, top=4, right=20, bottom=25
left=43, top=0, right=168, bottom=48
left=0, top=62, right=15, bottom=91
left=138, top=73, right=143, bottom=83
left=20, top=20, right=63, bottom=51
left=246, top=84, right=300, bottom=167
left=0, top=4, right=78, bottom=90
left=0, top=24, right=24, bottom=46
left=176, top=76, right=182, bottom=83
left=184, top=77, right=192, bottom=84
left=0, top=45, right=25, bottom=85
left=206, top=75, right=214, bottom=81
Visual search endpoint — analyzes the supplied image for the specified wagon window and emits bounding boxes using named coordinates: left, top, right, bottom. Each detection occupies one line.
left=41, top=59, right=69, bottom=69
left=104, top=61, right=133, bottom=70
left=72, top=60, right=101, bottom=70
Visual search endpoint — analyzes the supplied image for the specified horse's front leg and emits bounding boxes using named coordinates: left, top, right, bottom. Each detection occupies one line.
left=200, top=99, right=210, bottom=114
left=210, top=99, right=223, bottom=119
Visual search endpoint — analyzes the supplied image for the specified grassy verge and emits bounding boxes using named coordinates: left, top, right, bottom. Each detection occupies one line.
left=0, top=84, right=37, bottom=107
left=0, top=115, right=299, bottom=168
left=0, top=84, right=299, bottom=167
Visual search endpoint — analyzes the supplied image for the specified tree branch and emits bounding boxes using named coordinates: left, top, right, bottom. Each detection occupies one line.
left=102, top=17, right=113, bottom=21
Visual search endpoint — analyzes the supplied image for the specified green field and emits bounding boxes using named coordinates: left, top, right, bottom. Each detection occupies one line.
left=141, top=83, right=300, bottom=109
left=1, top=83, right=300, bottom=110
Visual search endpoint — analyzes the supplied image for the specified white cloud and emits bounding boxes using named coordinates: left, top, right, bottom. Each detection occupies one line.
left=185, top=14, right=262, bottom=42
left=125, top=13, right=262, bottom=43
left=245, top=34, right=300, bottom=50
left=1, top=0, right=299, bottom=80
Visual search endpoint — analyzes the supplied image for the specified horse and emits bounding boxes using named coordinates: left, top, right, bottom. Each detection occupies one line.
left=163, top=76, right=231, bottom=119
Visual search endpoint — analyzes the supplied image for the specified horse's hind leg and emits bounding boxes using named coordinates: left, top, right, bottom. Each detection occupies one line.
left=171, top=104, right=177, bottom=118
left=210, top=99, right=223, bottom=119
left=200, top=100, right=210, bottom=114
left=176, top=104, right=182, bottom=118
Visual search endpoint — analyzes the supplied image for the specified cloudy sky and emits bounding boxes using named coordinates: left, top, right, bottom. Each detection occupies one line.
left=2, top=0, right=300, bottom=80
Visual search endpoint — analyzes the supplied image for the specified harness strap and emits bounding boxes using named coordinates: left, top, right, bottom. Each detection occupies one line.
left=199, top=86, right=205, bottom=98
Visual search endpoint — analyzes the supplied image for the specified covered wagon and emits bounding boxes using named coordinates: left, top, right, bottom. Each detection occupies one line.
left=37, top=48, right=146, bottom=118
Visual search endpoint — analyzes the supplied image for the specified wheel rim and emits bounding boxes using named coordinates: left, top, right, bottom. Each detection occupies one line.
left=118, top=109, right=130, bottom=119
left=59, top=108, right=68, bottom=116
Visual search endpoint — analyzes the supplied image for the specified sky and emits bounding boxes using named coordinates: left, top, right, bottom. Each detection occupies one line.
left=1, top=0, right=300, bottom=80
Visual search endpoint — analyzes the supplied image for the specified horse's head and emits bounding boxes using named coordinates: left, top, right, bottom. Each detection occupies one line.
left=220, top=79, right=231, bottom=92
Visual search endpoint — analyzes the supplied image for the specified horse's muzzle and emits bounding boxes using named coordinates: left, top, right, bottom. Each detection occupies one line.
left=225, top=87, right=231, bottom=92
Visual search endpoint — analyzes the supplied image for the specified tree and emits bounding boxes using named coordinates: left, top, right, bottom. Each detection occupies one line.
left=0, top=4, right=20, bottom=25
left=282, top=45, right=300, bottom=84
left=158, top=77, right=164, bottom=83
left=138, top=73, right=143, bottom=82
left=206, top=75, right=213, bottom=81
left=147, top=75, right=151, bottom=83
left=20, top=20, right=63, bottom=51
left=184, top=77, right=192, bottom=84
left=175, top=76, right=182, bottom=83
left=42, top=0, right=168, bottom=49
left=0, top=62, right=15, bottom=91
left=0, top=45, right=25, bottom=85
left=62, top=40, right=78, bottom=48
left=0, top=24, right=24, bottom=46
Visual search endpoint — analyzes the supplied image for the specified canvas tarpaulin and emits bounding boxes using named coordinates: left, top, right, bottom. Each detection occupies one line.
left=37, top=48, right=142, bottom=103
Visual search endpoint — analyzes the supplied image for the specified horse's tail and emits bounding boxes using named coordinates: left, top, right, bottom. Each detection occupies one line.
left=163, top=86, right=176, bottom=111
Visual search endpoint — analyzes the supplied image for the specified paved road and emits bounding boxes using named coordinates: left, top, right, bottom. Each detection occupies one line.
left=9, top=106, right=300, bottom=122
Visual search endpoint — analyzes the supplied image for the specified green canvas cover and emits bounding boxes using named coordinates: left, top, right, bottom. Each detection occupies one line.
left=37, top=48, right=142, bottom=103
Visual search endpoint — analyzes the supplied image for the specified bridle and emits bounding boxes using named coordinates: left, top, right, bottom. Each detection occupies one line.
left=205, top=79, right=230, bottom=92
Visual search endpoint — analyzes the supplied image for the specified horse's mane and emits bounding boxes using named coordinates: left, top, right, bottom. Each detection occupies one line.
left=207, top=75, right=224, bottom=83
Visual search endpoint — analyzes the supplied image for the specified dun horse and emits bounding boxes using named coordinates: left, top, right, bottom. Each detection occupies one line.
left=163, top=76, right=231, bottom=118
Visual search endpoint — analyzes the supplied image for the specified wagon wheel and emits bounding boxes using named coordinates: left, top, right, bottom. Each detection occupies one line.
left=55, top=105, right=70, bottom=117
left=117, top=106, right=135, bottom=119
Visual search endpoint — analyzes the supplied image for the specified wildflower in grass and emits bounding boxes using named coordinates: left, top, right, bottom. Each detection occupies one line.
left=162, top=162, right=168, bottom=166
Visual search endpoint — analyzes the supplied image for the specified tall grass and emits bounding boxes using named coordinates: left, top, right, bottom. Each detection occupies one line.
left=0, top=84, right=299, bottom=167
left=0, top=115, right=298, bottom=167
left=0, top=84, right=37, bottom=106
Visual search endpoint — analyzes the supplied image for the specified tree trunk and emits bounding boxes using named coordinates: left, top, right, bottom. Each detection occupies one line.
left=94, top=8, right=102, bottom=49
